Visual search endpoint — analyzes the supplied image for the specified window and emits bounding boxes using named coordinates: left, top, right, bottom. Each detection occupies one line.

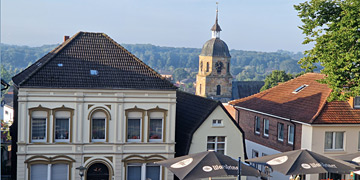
left=355, top=97, right=360, bottom=108
left=288, top=125, right=295, bottom=144
left=90, top=69, right=98, bottom=75
left=292, top=84, right=308, bottom=94
left=277, top=123, right=284, bottom=141
left=199, top=84, right=202, bottom=94
left=358, top=132, right=360, bottom=151
left=206, top=62, right=209, bottom=72
left=325, top=132, right=344, bottom=150
left=207, top=136, right=225, bottom=154
left=252, top=150, right=259, bottom=169
left=263, top=119, right=269, bottom=137
left=30, top=164, right=68, bottom=180
left=125, top=106, right=144, bottom=142
left=149, top=118, right=163, bottom=141
left=128, top=118, right=141, bottom=141
left=30, top=109, right=49, bottom=143
left=127, top=163, right=161, bottom=180
left=216, top=85, right=221, bottom=95
left=91, top=111, right=107, bottom=142
left=54, top=111, right=70, bottom=142
left=32, top=118, right=47, bottom=142
left=261, top=153, right=267, bottom=172
left=200, top=61, right=203, bottom=72
left=212, top=119, right=223, bottom=127
left=255, top=116, right=260, bottom=134
left=227, top=62, right=230, bottom=73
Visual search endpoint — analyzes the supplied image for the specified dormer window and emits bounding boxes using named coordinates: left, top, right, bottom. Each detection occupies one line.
left=354, top=97, right=360, bottom=108
left=292, top=84, right=308, bottom=94
left=90, top=70, right=98, bottom=76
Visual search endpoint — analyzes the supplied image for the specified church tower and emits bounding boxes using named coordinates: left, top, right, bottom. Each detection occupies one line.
left=195, top=5, right=232, bottom=102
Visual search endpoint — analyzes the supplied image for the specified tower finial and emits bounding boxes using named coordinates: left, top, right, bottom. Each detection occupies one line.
left=211, top=2, right=222, bottom=38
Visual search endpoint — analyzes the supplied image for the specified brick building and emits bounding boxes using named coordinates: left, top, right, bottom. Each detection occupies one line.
left=226, top=73, right=360, bottom=180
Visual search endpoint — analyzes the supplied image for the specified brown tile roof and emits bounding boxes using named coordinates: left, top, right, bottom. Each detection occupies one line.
left=229, top=73, right=332, bottom=124
left=313, top=101, right=360, bottom=124
left=12, top=32, right=176, bottom=90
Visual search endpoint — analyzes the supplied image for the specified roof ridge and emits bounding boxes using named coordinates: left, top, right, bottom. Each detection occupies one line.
left=101, top=33, right=177, bottom=89
left=309, top=89, right=332, bottom=123
left=229, top=73, right=324, bottom=105
left=13, top=32, right=82, bottom=86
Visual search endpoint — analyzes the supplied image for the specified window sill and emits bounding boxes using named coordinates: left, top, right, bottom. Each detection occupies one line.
left=54, top=142, right=70, bottom=144
left=212, top=126, right=225, bottom=128
left=324, top=149, right=345, bottom=153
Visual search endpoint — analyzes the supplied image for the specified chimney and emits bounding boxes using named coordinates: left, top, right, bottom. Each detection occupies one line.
left=64, top=36, right=70, bottom=42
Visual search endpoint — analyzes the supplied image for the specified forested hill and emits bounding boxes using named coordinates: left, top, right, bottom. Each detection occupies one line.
left=1, top=43, right=304, bottom=83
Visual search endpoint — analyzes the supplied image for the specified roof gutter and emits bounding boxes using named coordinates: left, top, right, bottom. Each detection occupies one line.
left=231, top=105, right=310, bottom=126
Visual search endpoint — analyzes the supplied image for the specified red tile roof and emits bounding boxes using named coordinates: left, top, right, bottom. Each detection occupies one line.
left=229, top=73, right=333, bottom=124
left=313, top=101, right=360, bottom=124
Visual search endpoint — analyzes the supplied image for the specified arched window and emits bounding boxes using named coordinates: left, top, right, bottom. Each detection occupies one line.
left=227, top=62, right=230, bottom=73
left=200, top=61, right=203, bottom=72
left=216, top=85, right=221, bottom=95
left=200, top=84, right=202, bottom=94
left=91, top=111, right=107, bottom=142
left=206, top=62, right=209, bottom=72
left=87, top=163, right=109, bottom=180
left=29, top=106, right=51, bottom=143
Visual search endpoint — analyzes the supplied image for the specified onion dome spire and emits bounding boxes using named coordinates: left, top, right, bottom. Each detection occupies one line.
left=211, top=2, right=222, bottom=38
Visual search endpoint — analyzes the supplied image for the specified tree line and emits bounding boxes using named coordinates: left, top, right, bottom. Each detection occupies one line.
left=1, top=43, right=305, bottom=84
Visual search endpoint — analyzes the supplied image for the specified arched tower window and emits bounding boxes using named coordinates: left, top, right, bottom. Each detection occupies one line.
left=216, top=85, right=221, bottom=95
left=206, top=62, right=209, bottom=72
left=227, top=62, right=230, bottom=73
left=200, top=84, right=202, bottom=94
left=200, top=61, right=203, bottom=72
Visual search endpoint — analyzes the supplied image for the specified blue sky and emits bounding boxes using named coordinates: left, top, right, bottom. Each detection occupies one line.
left=2, top=0, right=311, bottom=52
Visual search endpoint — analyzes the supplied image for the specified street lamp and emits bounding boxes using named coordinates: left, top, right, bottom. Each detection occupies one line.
left=76, top=165, right=87, bottom=180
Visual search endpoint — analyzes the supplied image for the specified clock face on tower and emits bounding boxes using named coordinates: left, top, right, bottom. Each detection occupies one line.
left=215, top=61, right=223, bottom=73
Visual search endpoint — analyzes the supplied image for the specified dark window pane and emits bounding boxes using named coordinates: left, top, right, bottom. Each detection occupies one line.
left=92, top=118, right=105, bottom=140
left=149, top=119, right=162, bottom=140
left=128, top=119, right=141, bottom=140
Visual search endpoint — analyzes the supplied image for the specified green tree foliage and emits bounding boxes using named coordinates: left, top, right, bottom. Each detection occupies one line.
left=260, top=70, right=293, bottom=91
left=1, top=43, right=304, bottom=83
left=173, top=68, right=189, bottom=82
left=295, top=0, right=360, bottom=101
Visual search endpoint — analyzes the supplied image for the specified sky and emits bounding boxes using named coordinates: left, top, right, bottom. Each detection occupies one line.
left=2, top=0, right=312, bottom=53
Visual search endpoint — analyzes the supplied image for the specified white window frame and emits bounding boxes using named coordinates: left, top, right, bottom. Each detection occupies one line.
left=54, top=118, right=70, bottom=142
left=127, top=118, right=142, bottom=142
left=30, top=163, right=69, bottom=180
left=212, top=119, right=223, bottom=127
left=91, top=118, right=106, bottom=142
left=255, top=116, right=260, bottom=134
left=31, top=117, right=47, bottom=143
left=149, top=118, right=164, bottom=142
left=325, top=131, right=344, bottom=151
left=288, top=125, right=294, bottom=145
left=251, top=150, right=259, bottom=169
left=127, top=163, right=162, bottom=180
left=263, top=119, right=269, bottom=137
left=207, top=136, right=226, bottom=154
left=277, top=123, right=284, bottom=141
left=355, top=97, right=360, bottom=108
left=358, top=132, right=360, bottom=151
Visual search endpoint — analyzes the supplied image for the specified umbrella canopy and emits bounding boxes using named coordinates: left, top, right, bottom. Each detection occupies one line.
left=246, top=149, right=357, bottom=175
left=156, top=151, right=264, bottom=180
left=334, top=152, right=360, bottom=165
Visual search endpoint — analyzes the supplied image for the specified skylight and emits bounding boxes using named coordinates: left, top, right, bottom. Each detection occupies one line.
left=90, top=70, right=98, bottom=76
left=292, top=84, right=308, bottom=94
left=57, top=63, right=63, bottom=67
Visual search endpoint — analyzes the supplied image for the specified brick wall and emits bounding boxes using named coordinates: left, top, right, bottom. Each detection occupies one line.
left=236, top=108, right=302, bottom=152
